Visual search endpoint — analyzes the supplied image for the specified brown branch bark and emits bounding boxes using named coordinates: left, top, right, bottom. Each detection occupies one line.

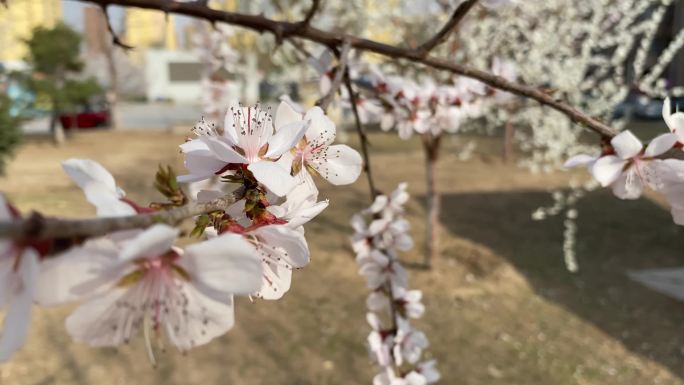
left=73, top=0, right=619, bottom=138
left=300, top=0, right=320, bottom=27
left=0, top=187, right=245, bottom=240
left=345, top=74, right=378, bottom=200
left=415, top=0, right=479, bottom=56
left=99, top=4, right=134, bottom=50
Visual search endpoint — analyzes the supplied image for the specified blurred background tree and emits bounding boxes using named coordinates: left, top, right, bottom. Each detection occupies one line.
left=0, top=95, right=22, bottom=175
left=24, top=23, right=101, bottom=144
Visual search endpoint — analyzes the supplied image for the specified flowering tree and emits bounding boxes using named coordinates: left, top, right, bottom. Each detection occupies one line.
left=3, top=0, right=684, bottom=383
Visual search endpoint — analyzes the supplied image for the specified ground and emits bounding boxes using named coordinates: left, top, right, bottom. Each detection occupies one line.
left=1, top=128, right=683, bottom=385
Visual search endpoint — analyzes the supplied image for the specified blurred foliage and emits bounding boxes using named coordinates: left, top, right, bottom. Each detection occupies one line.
left=23, top=23, right=102, bottom=114
left=0, top=95, right=22, bottom=175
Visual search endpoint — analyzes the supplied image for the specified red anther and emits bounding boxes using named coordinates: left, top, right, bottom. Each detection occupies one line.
left=375, top=82, right=388, bottom=94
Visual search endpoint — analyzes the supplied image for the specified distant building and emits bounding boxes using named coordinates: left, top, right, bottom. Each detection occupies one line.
left=144, top=49, right=239, bottom=103
left=0, top=0, right=62, bottom=62
left=124, top=9, right=177, bottom=50
left=82, top=6, right=109, bottom=56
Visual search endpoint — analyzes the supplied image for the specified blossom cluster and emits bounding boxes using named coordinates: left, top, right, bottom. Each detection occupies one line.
left=0, top=100, right=362, bottom=363
left=566, top=98, right=684, bottom=226
left=351, top=183, right=440, bottom=385
left=193, top=23, right=239, bottom=123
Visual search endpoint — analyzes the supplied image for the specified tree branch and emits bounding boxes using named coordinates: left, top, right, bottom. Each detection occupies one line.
left=415, top=0, right=479, bottom=56
left=99, top=4, right=134, bottom=50
left=300, top=0, right=320, bottom=28
left=0, top=187, right=245, bottom=240
left=345, top=73, right=378, bottom=199
left=73, top=0, right=619, bottom=138
left=316, top=40, right=351, bottom=110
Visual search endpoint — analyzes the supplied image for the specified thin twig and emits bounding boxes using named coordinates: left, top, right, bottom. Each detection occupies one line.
left=345, top=73, right=378, bottom=199
left=99, top=4, right=134, bottom=50
left=74, top=0, right=619, bottom=138
left=300, top=0, right=320, bottom=27
left=0, top=187, right=246, bottom=240
left=415, top=0, right=479, bottom=56
left=316, top=40, right=351, bottom=110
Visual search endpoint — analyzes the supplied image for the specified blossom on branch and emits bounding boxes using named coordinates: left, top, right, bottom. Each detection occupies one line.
left=352, top=183, right=439, bottom=385
left=37, top=225, right=261, bottom=363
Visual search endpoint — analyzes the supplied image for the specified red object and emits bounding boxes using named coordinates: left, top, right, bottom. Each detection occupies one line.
left=59, top=109, right=110, bottom=129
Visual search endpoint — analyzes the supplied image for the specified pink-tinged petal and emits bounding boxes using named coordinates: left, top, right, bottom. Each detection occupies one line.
left=564, top=154, right=597, bottom=168
left=83, top=183, right=137, bottom=217
left=62, top=159, right=119, bottom=196
left=611, top=130, right=643, bottom=159
left=64, top=287, right=134, bottom=347
left=162, top=285, right=236, bottom=351
left=644, top=133, right=678, bottom=157
left=36, top=238, right=122, bottom=305
left=181, top=233, right=262, bottom=298
left=200, top=136, right=248, bottom=163
left=611, top=171, right=643, bottom=200
left=309, top=144, right=363, bottom=185
left=274, top=100, right=302, bottom=130
left=119, top=225, right=178, bottom=262
left=252, top=225, right=310, bottom=268
left=247, top=161, right=297, bottom=197
left=660, top=159, right=684, bottom=182
left=591, top=155, right=626, bottom=187
left=304, top=107, right=336, bottom=149
left=264, top=120, right=309, bottom=158
left=255, top=261, right=292, bottom=300
left=0, top=249, right=38, bottom=362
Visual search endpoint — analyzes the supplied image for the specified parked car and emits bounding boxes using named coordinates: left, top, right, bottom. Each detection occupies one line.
left=59, top=101, right=111, bottom=129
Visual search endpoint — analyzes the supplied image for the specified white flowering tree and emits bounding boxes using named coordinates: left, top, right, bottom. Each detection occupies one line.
left=4, top=0, right=684, bottom=384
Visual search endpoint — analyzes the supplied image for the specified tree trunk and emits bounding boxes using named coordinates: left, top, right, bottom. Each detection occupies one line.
left=423, top=134, right=441, bottom=268
left=503, top=119, right=515, bottom=163
left=103, top=32, right=119, bottom=129
left=50, top=102, right=65, bottom=145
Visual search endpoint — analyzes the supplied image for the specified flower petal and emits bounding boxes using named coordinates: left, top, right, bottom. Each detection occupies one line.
left=0, top=249, right=38, bottom=362
left=36, top=238, right=122, bottom=306
left=564, top=154, right=597, bottom=168
left=83, top=183, right=137, bottom=217
left=181, top=233, right=262, bottom=299
left=274, top=100, right=302, bottom=130
left=62, top=159, right=119, bottom=196
left=254, top=261, right=292, bottom=300
left=119, top=224, right=179, bottom=262
left=644, top=133, right=677, bottom=157
left=200, top=136, right=248, bottom=163
left=611, top=130, right=643, bottom=159
left=264, top=120, right=309, bottom=159
left=247, top=161, right=297, bottom=197
left=222, top=100, right=242, bottom=145
left=591, top=155, right=626, bottom=187
left=304, top=107, right=336, bottom=149
left=252, top=225, right=310, bottom=268
left=309, top=144, right=363, bottom=185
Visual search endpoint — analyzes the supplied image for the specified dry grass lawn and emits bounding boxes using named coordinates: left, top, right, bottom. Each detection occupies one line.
left=1, top=128, right=683, bottom=385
